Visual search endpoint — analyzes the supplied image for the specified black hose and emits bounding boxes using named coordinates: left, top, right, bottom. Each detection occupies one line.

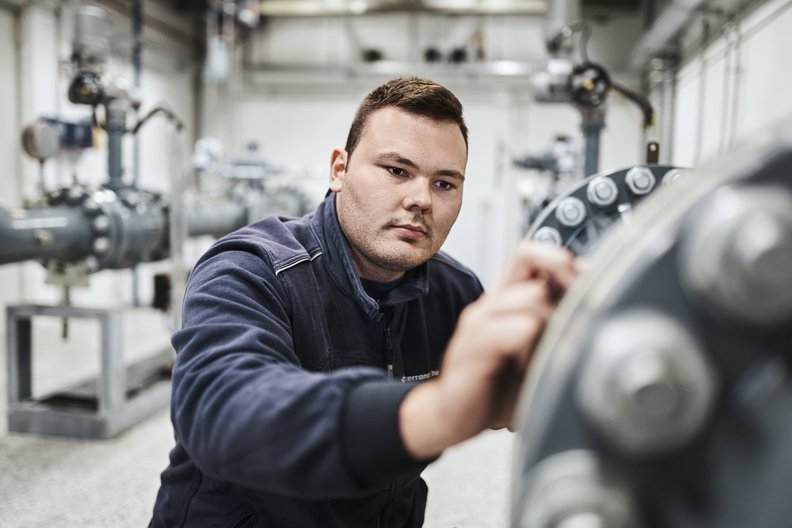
left=611, top=80, right=655, bottom=128
left=131, top=105, right=185, bottom=134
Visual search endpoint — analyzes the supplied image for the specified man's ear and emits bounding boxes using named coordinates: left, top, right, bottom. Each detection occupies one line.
left=329, top=148, right=347, bottom=192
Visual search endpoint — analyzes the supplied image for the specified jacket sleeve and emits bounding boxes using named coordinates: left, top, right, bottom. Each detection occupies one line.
left=170, top=246, right=422, bottom=499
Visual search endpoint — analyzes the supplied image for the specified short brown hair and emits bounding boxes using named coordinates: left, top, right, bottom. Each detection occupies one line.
left=344, top=77, right=468, bottom=159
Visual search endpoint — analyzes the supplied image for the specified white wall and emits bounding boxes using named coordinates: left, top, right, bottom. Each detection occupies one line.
left=1, top=3, right=197, bottom=309
left=672, top=0, right=792, bottom=167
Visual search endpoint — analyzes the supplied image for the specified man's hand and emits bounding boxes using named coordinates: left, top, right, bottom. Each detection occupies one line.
left=399, top=241, right=579, bottom=460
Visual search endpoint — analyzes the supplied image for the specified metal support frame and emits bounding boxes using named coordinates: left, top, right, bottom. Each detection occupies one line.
left=6, top=304, right=172, bottom=438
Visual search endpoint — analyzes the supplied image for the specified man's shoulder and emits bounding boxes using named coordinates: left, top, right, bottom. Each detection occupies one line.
left=207, top=214, right=323, bottom=274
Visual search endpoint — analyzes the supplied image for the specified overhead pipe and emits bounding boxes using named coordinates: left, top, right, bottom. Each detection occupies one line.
left=626, top=0, right=706, bottom=71
left=544, top=0, right=581, bottom=57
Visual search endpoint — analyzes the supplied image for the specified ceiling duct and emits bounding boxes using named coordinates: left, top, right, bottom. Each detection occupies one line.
left=258, top=0, right=547, bottom=16
left=0, top=0, right=26, bottom=10
left=626, top=0, right=706, bottom=71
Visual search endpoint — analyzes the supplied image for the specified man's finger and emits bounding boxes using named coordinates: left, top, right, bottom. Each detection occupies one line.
left=480, top=281, right=552, bottom=317
left=497, top=240, right=579, bottom=290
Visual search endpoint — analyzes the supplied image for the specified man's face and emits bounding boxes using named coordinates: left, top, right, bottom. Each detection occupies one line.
left=329, top=106, right=467, bottom=282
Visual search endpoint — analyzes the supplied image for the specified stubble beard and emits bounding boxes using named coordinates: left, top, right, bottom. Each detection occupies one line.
left=343, top=217, right=445, bottom=275
left=336, top=186, right=444, bottom=276
left=355, top=226, right=436, bottom=273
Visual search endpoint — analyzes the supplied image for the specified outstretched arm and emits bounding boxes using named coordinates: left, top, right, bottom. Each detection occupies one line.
left=399, top=241, right=580, bottom=460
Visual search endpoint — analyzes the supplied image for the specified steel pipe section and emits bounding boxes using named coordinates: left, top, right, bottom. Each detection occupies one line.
left=0, top=204, right=93, bottom=264
left=186, top=201, right=248, bottom=239
left=512, top=123, right=792, bottom=527
left=0, top=185, right=248, bottom=272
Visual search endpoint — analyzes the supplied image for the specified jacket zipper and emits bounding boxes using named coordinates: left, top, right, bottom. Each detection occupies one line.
left=378, top=479, right=397, bottom=528
left=384, top=325, right=394, bottom=379
left=379, top=309, right=395, bottom=379
left=379, top=308, right=396, bottom=528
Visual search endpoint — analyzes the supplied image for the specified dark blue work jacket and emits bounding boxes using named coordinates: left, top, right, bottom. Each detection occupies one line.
left=150, top=194, right=483, bottom=528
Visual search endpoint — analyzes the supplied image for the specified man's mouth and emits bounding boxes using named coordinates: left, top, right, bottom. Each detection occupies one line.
left=390, top=223, right=430, bottom=239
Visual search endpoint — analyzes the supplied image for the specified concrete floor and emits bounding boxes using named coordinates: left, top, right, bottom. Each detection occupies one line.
left=0, top=307, right=514, bottom=527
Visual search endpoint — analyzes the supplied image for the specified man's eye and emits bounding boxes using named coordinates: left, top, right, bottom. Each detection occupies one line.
left=387, top=167, right=406, bottom=176
left=435, top=180, right=456, bottom=191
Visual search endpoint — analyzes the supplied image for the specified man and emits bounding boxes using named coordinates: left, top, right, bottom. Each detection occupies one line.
left=151, top=77, right=578, bottom=527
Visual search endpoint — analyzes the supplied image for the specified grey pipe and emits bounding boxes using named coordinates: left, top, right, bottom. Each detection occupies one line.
left=583, top=131, right=600, bottom=177
left=0, top=192, right=248, bottom=270
left=0, top=205, right=93, bottom=265
left=581, top=107, right=605, bottom=177
left=131, top=0, right=144, bottom=306
left=658, top=64, right=676, bottom=164
left=131, top=0, right=143, bottom=188
left=547, top=0, right=580, bottom=34
left=545, top=0, right=581, bottom=54
left=186, top=202, right=248, bottom=238
left=106, top=100, right=127, bottom=190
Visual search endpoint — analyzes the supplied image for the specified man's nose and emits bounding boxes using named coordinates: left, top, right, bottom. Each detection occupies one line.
left=403, top=178, right=432, bottom=212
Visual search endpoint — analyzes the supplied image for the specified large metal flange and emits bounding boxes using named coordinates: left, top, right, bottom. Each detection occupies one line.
left=679, top=185, right=792, bottom=326
left=517, top=450, right=643, bottom=528
left=576, top=309, right=718, bottom=455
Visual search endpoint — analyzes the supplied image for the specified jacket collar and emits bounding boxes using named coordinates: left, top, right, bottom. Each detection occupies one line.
left=311, top=193, right=429, bottom=319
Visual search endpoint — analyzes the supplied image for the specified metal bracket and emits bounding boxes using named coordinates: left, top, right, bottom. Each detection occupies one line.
left=6, top=304, right=172, bottom=438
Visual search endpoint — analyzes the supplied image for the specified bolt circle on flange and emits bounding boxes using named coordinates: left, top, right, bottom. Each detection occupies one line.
left=625, top=166, right=656, bottom=196
left=92, top=215, right=110, bottom=233
left=586, top=176, right=619, bottom=208
left=93, top=237, right=110, bottom=255
left=533, top=226, right=563, bottom=247
left=555, top=197, right=588, bottom=228
left=662, top=168, right=685, bottom=186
